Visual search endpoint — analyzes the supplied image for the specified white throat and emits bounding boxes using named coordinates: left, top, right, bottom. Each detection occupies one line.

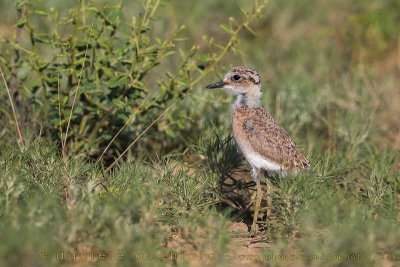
left=233, top=93, right=261, bottom=108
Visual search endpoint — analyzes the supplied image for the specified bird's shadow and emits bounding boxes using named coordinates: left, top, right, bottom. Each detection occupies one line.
left=206, top=133, right=287, bottom=232
left=216, top=169, right=285, bottom=232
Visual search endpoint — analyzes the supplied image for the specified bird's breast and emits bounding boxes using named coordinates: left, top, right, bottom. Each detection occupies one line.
left=232, top=107, right=253, bottom=156
left=232, top=107, right=286, bottom=174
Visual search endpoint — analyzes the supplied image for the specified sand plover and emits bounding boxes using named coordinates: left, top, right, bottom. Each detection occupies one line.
left=206, top=66, right=309, bottom=235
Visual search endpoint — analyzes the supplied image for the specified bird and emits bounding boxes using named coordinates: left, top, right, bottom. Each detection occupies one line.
left=206, top=66, right=310, bottom=236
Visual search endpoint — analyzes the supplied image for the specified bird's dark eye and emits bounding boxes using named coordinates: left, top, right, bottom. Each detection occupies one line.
left=232, top=75, right=241, bottom=82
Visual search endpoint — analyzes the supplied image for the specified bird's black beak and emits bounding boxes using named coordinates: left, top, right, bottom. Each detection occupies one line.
left=206, top=80, right=228, bottom=89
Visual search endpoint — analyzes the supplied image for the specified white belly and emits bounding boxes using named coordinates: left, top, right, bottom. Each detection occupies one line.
left=245, top=152, right=283, bottom=172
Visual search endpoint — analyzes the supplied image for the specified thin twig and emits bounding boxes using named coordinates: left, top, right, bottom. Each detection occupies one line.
left=63, top=19, right=94, bottom=153
left=0, top=66, right=24, bottom=148
left=96, top=92, right=152, bottom=164
left=104, top=91, right=188, bottom=173
left=56, top=56, right=64, bottom=158
left=11, top=3, right=26, bottom=107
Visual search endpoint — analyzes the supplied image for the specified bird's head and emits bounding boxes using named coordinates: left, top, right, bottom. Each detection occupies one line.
left=206, top=66, right=261, bottom=96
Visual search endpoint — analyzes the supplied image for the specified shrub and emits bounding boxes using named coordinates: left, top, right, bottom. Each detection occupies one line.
left=0, top=0, right=269, bottom=161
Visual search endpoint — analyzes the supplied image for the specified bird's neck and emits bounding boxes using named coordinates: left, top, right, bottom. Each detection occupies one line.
left=234, top=92, right=261, bottom=108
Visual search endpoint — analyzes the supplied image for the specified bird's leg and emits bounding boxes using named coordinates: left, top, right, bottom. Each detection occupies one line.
left=246, top=168, right=258, bottom=210
left=251, top=170, right=262, bottom=236
left=266, top=181, right=272, bottom=219
left=247, top=191, right=257, bottom=210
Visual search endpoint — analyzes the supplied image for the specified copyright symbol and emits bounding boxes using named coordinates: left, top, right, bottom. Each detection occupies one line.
left=40, top=252, right=48, bottom=260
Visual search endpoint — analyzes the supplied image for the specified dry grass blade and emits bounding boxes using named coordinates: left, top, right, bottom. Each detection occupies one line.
left=56, top=56, right=64, bottom=158
left=62, top=19, right=94, bottom=153
left=96, top=92, right=152, bottom=165
left=0, top=66, right=24, bottom=148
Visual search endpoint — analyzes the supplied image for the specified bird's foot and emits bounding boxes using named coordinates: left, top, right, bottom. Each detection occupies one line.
left=250, top=219, right=258, bottom=237
left=250, top=228, right=257, bottom=237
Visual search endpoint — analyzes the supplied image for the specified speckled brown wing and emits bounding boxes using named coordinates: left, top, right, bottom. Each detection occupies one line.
left=235, top=107, right=310, bottom=170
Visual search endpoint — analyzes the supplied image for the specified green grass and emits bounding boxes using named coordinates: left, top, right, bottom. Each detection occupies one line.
left=1, top=0, right=400, bottom=266
left=0, top=137, right=232, bottom=266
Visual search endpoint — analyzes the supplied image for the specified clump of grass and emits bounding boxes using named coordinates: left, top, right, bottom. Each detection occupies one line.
left=0, top=138, right=233, bottom=266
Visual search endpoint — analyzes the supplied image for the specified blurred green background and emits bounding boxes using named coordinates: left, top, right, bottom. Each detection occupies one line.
left=0, top=0, right=399, bottom=266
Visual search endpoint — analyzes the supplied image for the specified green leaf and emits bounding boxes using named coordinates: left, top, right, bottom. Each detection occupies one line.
left=189, top=45, right=198, bottom=57
left=79, top=115, right=89, bottom=135
left=16, top=1, right=24, bottom=10
left=100, top=67, right=113, bottom=77
left=104, top=7, right=123, bottom=26
left=112, top=98, right=125, bottom=108
left=167, top=112, right=173, bottom=121
left=165, top=127, right=176, bottom=138
left=98, top=40, right=111, bottom=50
left=117, top=113, right=129, bottom=122
left=86, top=5, right=100, bottom=14
left=33, top=33, right=53, bottom=44
left=220, top=24, right=231, bottom=33
left=45, top=75, right=58, bottom=87
left=199, top=54, right=212, bottom=62
left=33, top=8, right=48, bottom=16
left=16, top=18, right=26, bottom=28
left=239, top=6, right=249, bottom=17
left=179, top=48, right=184, bottom=58
left=166, top=71, right=173, bottom=79
left=108, top=76, right=128, bottom=88
left=83, top=82, right=97, bottom=90
left=60, top=17, right=73, bottom=25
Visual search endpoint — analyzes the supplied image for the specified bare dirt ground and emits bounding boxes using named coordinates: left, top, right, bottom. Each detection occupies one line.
left=228, top=221, right=270, bottom=266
